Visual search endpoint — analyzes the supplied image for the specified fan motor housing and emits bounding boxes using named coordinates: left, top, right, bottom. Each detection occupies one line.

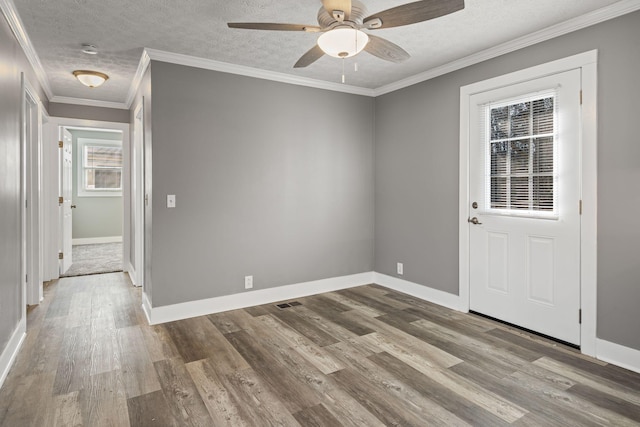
left=317, top=0, right=368, bottom=28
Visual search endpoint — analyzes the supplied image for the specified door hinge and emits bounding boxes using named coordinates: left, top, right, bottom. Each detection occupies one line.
left=25, top=199, right=28, bottom=208
left=579, top=200, right=583, bottom=215
left=25, top=274, right=28, bottom=283
left=58, top=140, right=63, bottom=148
left=58, top=196, right=64, bottom=205
left=580, top=90, right=583, bottom=105
left=579, top=309, right=582, bottom=324
left=58, top=252, right=64, bottom=260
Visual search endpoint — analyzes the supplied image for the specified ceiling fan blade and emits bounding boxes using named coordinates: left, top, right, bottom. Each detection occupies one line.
left=294, top=45, right=325, bottom=68
left=228, top=23, right=321, bottom=32
left=364, top=35, right=410, bottom=63
left=322, top=0, right=352, bottom=21
left=364, top=0, right=464, bottom=29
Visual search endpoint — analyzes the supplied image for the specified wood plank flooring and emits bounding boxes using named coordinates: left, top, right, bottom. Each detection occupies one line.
left=1, top=273, right=639, bottom=426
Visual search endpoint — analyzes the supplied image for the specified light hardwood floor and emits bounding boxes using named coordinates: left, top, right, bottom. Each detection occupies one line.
left=1, top=273, right=639, bottom=426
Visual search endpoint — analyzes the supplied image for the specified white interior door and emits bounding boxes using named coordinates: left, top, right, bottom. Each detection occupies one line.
left=468, top=69, right=581, bottom=345
left=59, top=128, right=73, bottom=274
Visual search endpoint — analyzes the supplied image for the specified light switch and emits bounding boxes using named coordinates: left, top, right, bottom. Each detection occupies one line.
left=167, top=194, right=176, bottom=208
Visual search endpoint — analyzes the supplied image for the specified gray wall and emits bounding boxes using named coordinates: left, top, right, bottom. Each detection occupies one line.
left=49, top=102, right=129, bottom=123
left=0, top=14, right=47, bottom=359
left=149, top=61, right=374, bottom=307
left=374, top=11, right=640, bottom=351
left=69, top=129, right=123, bottom=240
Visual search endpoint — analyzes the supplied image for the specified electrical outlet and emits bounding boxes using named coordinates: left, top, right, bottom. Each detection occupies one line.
left=244, top=275, right=253, bottom=289
left=397, top=262, right=404, bottom=275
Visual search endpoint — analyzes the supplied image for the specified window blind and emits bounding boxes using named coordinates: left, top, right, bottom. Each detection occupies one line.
left=483, top=91, right=557, bottom=217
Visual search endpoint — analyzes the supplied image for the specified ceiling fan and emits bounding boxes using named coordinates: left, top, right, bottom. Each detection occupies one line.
left=228, top=0, right=465, bottom=68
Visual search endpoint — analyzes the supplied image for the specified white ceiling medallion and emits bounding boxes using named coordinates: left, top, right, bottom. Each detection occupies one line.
left=81, top=44, right=98, bottom=55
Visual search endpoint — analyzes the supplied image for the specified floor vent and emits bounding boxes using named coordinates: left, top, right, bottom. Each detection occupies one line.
left=276, top=301, right=301, bottom=309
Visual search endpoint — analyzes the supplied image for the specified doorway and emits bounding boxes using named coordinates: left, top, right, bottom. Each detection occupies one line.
left=59, top=126, right=124, bottom=277
left=43, top=118, right=132, bottom=284
left=459, top=51, right=598, bottom=355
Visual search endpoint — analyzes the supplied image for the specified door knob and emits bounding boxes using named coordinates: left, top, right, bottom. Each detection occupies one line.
left=71, top=205, right=77, bottom=209
left=468, top=216, right=482, bottom=225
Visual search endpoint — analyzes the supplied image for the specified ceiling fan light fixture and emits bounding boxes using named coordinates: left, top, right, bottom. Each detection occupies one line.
left=73, top=70, right=109, bottom=88
left=317, top=28, right=369, bottom=59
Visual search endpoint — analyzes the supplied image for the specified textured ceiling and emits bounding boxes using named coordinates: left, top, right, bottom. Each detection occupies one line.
left=12, top=0, right=624, bottom=104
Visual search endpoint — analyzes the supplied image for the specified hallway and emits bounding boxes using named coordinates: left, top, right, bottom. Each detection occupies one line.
left=0, top=273, right=142, bottom=425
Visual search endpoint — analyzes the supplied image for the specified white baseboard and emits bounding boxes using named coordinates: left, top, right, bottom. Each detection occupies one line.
left=72, top=236, right=122, bottom=245
left=596, top=339, right=640, bottom=374
left=144, top=271, right=375, bottom=325
left=127, top=263, right=141, bottom=287
left=0, top=317, right=26, bottom=390
left=142, top=291, right=152, bottom=324
left=138, top=270, right=640, bottom=376
left=373, top=272, right=461, bottom=311
left=127, top=265, right=135, bottom=284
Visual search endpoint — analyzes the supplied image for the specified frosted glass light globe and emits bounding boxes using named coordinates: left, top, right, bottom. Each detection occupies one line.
left=317, top=28, right=369, bottom=58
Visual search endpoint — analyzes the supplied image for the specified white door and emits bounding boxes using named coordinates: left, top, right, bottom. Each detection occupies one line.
left=59, top=128, right=73, bottom=274
left=468, top=69, right=581, bottom=345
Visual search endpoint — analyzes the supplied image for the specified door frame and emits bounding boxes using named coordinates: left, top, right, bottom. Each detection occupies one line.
left=458, top=50, right=598, bottom=356
left=21, top=75, right=45, bottom=306
left=130, top=102, right=145, bottom=288
left=45, top=117, right=130, bottom=281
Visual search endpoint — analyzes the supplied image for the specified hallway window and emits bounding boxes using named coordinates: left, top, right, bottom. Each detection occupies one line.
left=78, top=138, right=123, bottom=196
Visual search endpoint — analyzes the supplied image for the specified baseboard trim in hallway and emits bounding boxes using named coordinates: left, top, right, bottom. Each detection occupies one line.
left=0, top=317, right=25, bottom=390
left=72, top=236, right=123, bottom=245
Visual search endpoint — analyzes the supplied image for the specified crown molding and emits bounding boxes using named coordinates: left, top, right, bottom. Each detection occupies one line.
left=49, top=95, right=128, bottom=110
left=5, top=0, right=639, bottom=106
left=125, top=49, right=151, bottom=109
left=144, top=48, right=377, bottom=97
left=142, top=0, right=640, bottom=100
left=374, top=0, right=640, bottom=96
left=0, top=0, right=53, bottom=100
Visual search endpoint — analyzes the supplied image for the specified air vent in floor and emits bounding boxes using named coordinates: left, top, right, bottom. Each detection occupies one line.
left=276, top=301, right=301, bottom=309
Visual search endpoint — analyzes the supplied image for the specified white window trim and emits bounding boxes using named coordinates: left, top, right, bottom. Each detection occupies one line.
left=459, top=50, right=598, bottom=357
left=76, top=138, right=123, bottom=197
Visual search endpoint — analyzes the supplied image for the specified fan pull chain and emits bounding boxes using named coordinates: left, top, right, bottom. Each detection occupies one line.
left=342, top=57, right=345, bottom=83
left=354, top=62, right=358, bottom=72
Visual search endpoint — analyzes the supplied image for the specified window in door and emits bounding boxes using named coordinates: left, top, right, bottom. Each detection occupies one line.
left=77, top=138, right=123, bottom=197
left=485, top=92, right=556, bottom=217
